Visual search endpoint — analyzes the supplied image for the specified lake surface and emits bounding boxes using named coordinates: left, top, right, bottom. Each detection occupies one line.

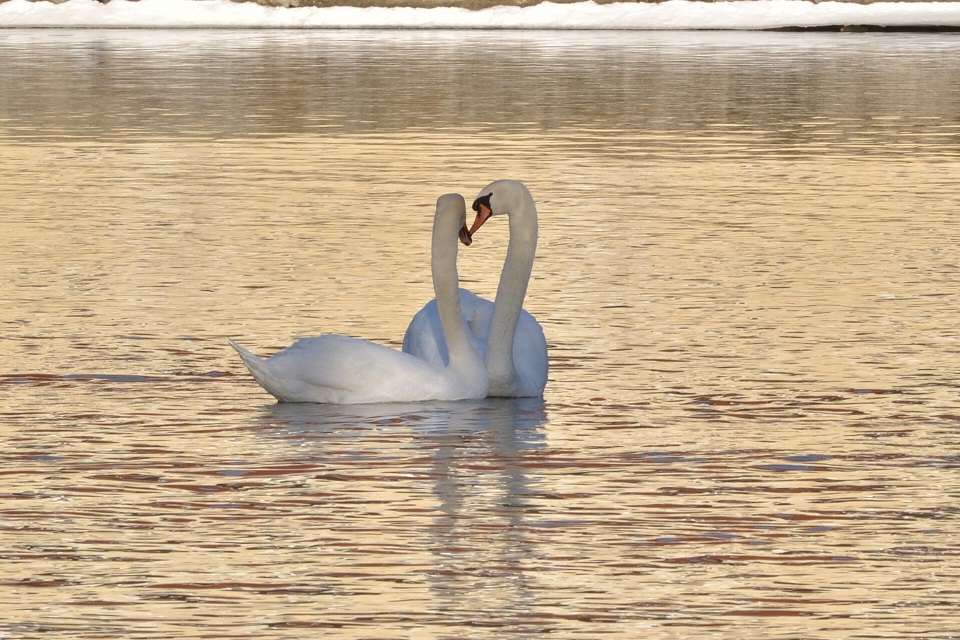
left=2, top=28, right=960, bottom=639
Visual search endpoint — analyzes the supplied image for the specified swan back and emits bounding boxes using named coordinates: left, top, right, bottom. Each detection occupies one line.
left=403, top=289, right=546, bottom=395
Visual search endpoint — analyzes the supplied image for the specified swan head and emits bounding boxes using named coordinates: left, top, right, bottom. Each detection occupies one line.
left=469, top=191, right=494, bottom=240
left=466, top=179, right=534, bottom=242
left=436, top=193, right=473, bottom=247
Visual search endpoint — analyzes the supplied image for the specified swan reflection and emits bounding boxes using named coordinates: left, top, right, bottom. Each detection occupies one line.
left=259, top=398, right=547, bottom=617
left=422, top=398, right=546, bottom=619
left=263, top=397, right=545, bottom=440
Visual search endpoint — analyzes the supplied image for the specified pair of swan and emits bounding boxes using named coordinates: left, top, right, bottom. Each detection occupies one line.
left=230, top=180, right=547, bottom=404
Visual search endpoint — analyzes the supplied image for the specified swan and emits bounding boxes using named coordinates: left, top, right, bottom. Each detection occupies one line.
left=403, top=180, right=548, bottom=398
left=229, top=194, right=488, bottom=404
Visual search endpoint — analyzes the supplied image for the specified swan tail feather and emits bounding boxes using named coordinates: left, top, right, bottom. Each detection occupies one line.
left=229, top=339, right=292, bottom=402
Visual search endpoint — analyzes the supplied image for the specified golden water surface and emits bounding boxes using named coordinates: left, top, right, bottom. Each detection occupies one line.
left=2, top=29, right=960, bottom=639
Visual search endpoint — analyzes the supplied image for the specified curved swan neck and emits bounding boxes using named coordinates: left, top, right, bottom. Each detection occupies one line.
left=432, top=196, right=482, bottom=375
left=485, top=184, right=538, bottom=388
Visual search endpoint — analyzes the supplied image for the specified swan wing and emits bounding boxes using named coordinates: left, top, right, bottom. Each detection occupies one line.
left=510, top=310, right=548, bottom=397
left=402, top=290, right=548, bottom=396
left=403, top=289, right=486, bottom=367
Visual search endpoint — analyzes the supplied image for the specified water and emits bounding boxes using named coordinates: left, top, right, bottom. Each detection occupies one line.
left=2, top=28, right=960, bottom=639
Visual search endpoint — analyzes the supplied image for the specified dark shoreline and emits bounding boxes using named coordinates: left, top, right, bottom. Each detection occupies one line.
left=774, top=24, right=960, bottom=31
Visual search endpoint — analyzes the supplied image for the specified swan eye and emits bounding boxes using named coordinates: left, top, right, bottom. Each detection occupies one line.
left=472, top=193, right=493, bottom=213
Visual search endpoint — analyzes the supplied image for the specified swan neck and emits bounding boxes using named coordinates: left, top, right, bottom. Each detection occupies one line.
left=487, top=198, right=538, bottom=385
left=432, top=221, right=479, bottom=373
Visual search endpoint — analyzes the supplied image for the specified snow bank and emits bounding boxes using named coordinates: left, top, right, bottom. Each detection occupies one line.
left=1, top=0, right=959, bottom=29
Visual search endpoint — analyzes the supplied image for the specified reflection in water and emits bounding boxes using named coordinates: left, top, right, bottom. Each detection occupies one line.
left=2, top=28, right=960, bottom=639
left=262, top=398, right=548, bottom=629
left=424, top=400, right=542, bottom=626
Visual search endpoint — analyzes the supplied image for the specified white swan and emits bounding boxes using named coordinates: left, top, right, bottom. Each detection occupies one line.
left=230, top=194, right=487, bottom=404
left=403, top=180, right=548, bottom=398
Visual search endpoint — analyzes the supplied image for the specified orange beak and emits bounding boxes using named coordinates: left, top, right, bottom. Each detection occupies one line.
left=467, top=204, right=492, bottom=239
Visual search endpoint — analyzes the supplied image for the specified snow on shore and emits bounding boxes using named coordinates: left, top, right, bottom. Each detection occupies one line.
left=1, top=0, right=960, bottom=29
